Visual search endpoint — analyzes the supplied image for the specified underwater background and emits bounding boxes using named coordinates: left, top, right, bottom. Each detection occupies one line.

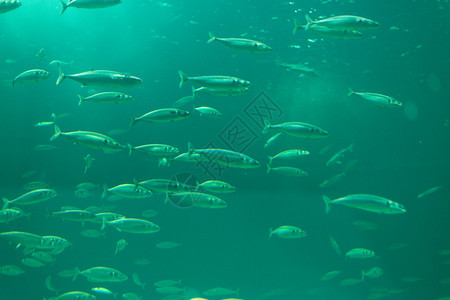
left=0, top=0, right=449, bottom=299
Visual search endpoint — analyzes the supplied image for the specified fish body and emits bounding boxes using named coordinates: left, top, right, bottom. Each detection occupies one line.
left=156, top=241, right=180, bottom=249
left=109, top=218, right=160, bottom=234
left=32, top=251, right=55, bottom=263
left=40, top=236, right=71, bottom=254
left=323, top=194, right=406, bottom=214
left=305, top=15, right=379, bottom=31
left=78, top=92, right=133, bottom=105
left=60, top=0, right=121, bottom=14
left=266, top=165, right=308, bottom=177
left=168, top=192, right=227, bottom=208
left=269, top=225, right=306, bottom=239
left=51, top=125, right=125, bottom=153
left=264, top=133, right=283, bottom=149
left=0, top=208, right=28, bottom=223
left=263, top=119, right=328, bottom=138
left=139, top=179, right=195, bottom=194
left=173, top=152, right=208, bottom=163
left=348, top=89, right=402, bottom=108
left=0, top=0, right=21, bottom=13
left=74, top=266, right=127, bottom=283
left=179, top=70, right=251, bottom=89
left=326, top=143, right=353, bottom=167
left=320, top=270, right=341, bottom=281
left=129, top=144, right=179, bottom=156
left=21, top=257, right=45, bottom=268
left=207, top=32, right=272, bottom=53
left=3, top=189, right=56, bottom=209
left=115, top=239, right=128, bottom=255
left=362, top=267, right=384, bottom=280
left=23, top=181, right=51, bottom=191
left=12, top=69, right=49, bottom=86
left=132, top=272, right=146, bottom=290
left=154, top=279, right=182, bottom=288
left=49, top=209, right=96, bottom=222
left=345, top=248, right=375, bottom=259
left=319, top=172, right=346, bottom=188
left=52, top=291, right=96, bottom=300
left=194, top=86, right=249, bottom=96
left=156, top=286, right=185, bottom=295
left=188, top=143, right=259, bottom=169
left=122, top=293, right=142, bottom=300
left=293, top=18, right=362, bottom=39
left=0, top=231, right=43, bottom=248
left=196, top=180, right=236, bottom=193
left=57, top=66, right=141, bottom=87
left=268, top=149, right=310, bottom=165
left=0, top=265, right=24, bottom=275
left=276, top=60, right=318, bottom=77
left=84, top=154, right=95, bottom=174
left=102, top=183, right=152, bottom=199
left=131, top=108, right=190, bottom=126
left=195, top=106, right=223, bottom=118
left=417, top=186, right=441, bottom=198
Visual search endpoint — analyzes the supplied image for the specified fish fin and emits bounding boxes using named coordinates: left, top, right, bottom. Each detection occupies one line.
left=178, top=70, right=188, bottom=88
left=59, top=0, right=68, bottom=15
left=262, top=118, right=271, bottom=133
left=347, top=87, right=354, bottom=96
left=305, top=15, right=314, bottom=31
left=11, top=79, right=15, bottom=87
left=187, top=142, right=194, bottom=155
left=72, top=267, right=80, bottom=282
left=323, top=195, right=332, bottom=214
left=127, top=143, right=134, bottom=156
left=2, top=197, right=9, bottom=209
left=100, top=217, right=107, bottom=231
left=50, top=125, right=61, bottom=142
left=207, top=32, right=216, bottom=43
left=361, top=270, right=365, bottom=281
left=269, top=228, right=273, bottom=239
left=164, top=193, right=169, bottom=205
left=292, top=18, right=303, bottom=35
left=56, top=63, right=65, bottom=85
left=101, top=184, right=109, bottom=199
left=268, top=156, right=272, bottom=166
left=77, top=94, right=84, bottom=106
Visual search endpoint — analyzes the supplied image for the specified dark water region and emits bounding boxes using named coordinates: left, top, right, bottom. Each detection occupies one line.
left=0, top=0, right=449, bottom=299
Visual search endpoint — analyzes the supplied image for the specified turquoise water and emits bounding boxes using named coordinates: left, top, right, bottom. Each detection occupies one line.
left=0, top=0, right=449, bottom=299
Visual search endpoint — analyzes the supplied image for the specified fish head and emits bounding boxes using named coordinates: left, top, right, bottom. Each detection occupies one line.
left=388, top=98, right=403, bottom=107
left=177, top=109, right=190, bottom=117
left=257, top=43, right=272, bottom=52
left=350, top=30, right=363, bottom=38
left=389, top=201, right=407, bottom=214
left=233, top=78, right=251, bottom=87
left=241, top=155, right=260, bottom=168
left=311, top=126, right=328, bottom=137
left=109, top=270, right=128, bottom=282
left=46, top=189, right=57, bottom=198
left=210, top=197, right=227, bottom=208
left=292, top=228, right=307, bottom=238
left=359, top=18, right=379, bottom=28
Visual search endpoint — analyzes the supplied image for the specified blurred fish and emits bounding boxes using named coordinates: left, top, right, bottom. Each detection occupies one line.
left=268, top=149, right=310, bottom=165
left=178, top=70, right=251, bottom=90
left=362, top=267, right=384, bottom=280
left=58, top=269, right=78, bottom=278
left=417, top=186, right=441, bottom=199
left=131, top=108, right=190, bottom=126
left=74, top=189, right=92, bottom=199
left=49, top=59, right=73, bottom=66
left=84, top=154, right=95, bottom=174
left=0, top=208, right=29, bottom=223
left=22, top=170, right=38, bottom=179
left=76, top=182, right=99, bottom=190
left=263, top=119, right=328, bottom=138
left=269, top=225, right=306, bottom=239
left=34, top=144, right=57, bottom=151
left=193, top=86, right=249, bottom=96
left=133, top=258, right=150, bottom=265
left=21, top=257, right=45, bottom=268
left=276, top=59, right=318, bottom=77
left=78, top=92, right=133, bottom=105
left=264, top=133, right=283, bottom=149
left=142, top=209, right=158, bottom=218
left=266, top=165, right=308, bottom=177
left=48, top=209, right=96, bottom=224
left=92, top=287, right=115, bottom=297
left=115, top=239, right=128, bottom=255
left=109, top=218, right=160, bottom=234
left=352, top=220, right=379, bottom=231
left=34, top=121, right=55, bottom=127
left=122, top=293, right=142, bottom=300
left=348, top=88, right=402, bottom=108
left=107, top=128, right=128, bottom=136
left=59, top=0, right=121, bottom=15
left=46, top=291, right=95, bottom=300
left=102, top=183, right=152, bottom=199
left=167, top=192, right=227, bottom=208
left=196, top=180, right=236, bottom=194
left=0, top=0, right=21, bottom=14
left=319, top=172, right=346, bottom=188
left=154, top=279, right=182, bottom=288
left=128, top=144, right=179, bottom=157
left=32, top=251, right=55, bottom=263
left=345, top=248, right=375, bottom=260
left=320, top=270, right=341, bottom=281
left=339, top=278, right=363, bottom=286
left=329, top=235, right=341, bottom=255
left=45, top=275, right=58, bottom=294
left=73, top=266, right=128, bottom=283
left=81, top=229, right=105, bottom=238
left=195, top=106, right=223, bottom=118
left=133, top=272, right=146, bottom=290
left=293, top=18, right=363, bottom=39
left=0, top=265, right=24, bottom=275
left=156, top=241, right=180, bottom=249
left=12, top=69, right=49, bottom=86
left=156, top=286, right=185, bottom=295
left=203, top=287, right=239, bottom=297
left=326, top=143, right=353, bottom=167
left=207, top=32, right=272, bottom=53
left=36, top=48, right=45, bottom=61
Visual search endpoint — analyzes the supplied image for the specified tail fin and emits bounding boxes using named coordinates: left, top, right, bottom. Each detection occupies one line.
left=101, top=184, right=109, bottom=199
left=72, top=267, right=81, bottom=282
left=347, top=87, right=354, bottom=97
left=292, top=18, right=303, bottom=35
left=127, top=143, right=134, bottom=156
left=56, top=63, right=65, bottom=85
left=268, top=156, right=273, bottom=166
left=269, top=228, right=273, bottom=239
left=178, top=70, right=188, bottom=88
left=266, top=164, right=271, bottom=174
left=187, top=142, right=194, bottom=155
left=305, top=15, right=314, bottom=31
left=2, top=198, right=9, bottom=209
left=129, top=117, right=138, bottom=127
left=263, top=119, right=271, bottom=133
left=77, top=95, right=84, bottom=106
left=50, top=125, right=61, bottom=142
left=361, top=270, right=366, bottom=281
left=207, top=32, right=216, bottom=43
left=323, top=195, right=332, bottom=214
left=59, top=0, right=68, bottom=15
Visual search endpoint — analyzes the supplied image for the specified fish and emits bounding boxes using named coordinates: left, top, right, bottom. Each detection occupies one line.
left=329, top=235, right=341, bottom=256
left=109, top=218, right=160, bottom=234
left=78, top=92, right=133, bottom=105
left=266, top=165, right=308, bottom=177
left=305, top=15, right=379, bottom=31
left=154, top=279, right=182, bottom=288
left=0, top=265, right=24, bottom=275
left=102, top=183, right=152, bottom=199
left=276, top=59, right=319, bottom=77
left=319, top=172, right=346, bottom=188
left=269, top=225, right=306, bottom=239
left=45, top=275, right=58, bottom=294
left=115, top=239, right=128, bottom=255
left=293, top=18, right=363, bottom=39
left=0, top=231, right=43, bottom=249
left=320, top=270, right=341, bottom=281
left=203, top=287, right=239, bottom=297
left=188, top=142, right=260, bottom=169
left=2, top=189, right=57, bottom=209
left=139, top=179, right=195, bottom=194
left=131, top=108, right=190, bottom=126
left=0, top=0, right=21, bottom=14
left=49, top=59, right=73, bottom=66
left=36, top=48, right=45, bottom=61
left=193, top=86, right=249, bottom=96
left=142, top=209, right=158, bottom=218
left=92, top=287, right=115, bottom=297
left=84, top=154, right=95, bottom=174
left=156, top=241, right=180, bottom=249
left=263, top=119, right=328, bottom=138
left=348, top=88, right=403, bottom=108
left=156, top=286, right=185, bottom=295
left=352, top=220, right=379, bottom=231
left=264, top=132, right=283, bottom=149
left=74, top=188, right=92, bottom=199
left=32, top=251, right=55, bottom=263
left=0, top=208, right=29, bottom=223
left=362, top=267, right=384, bottom=280
left=56, top=65, right=142, bottom=87
left=60, top=0, right=121, bottom=15
left=207, top=32, right=272, bottom=53
left=173, top=152, right=208, bottom=163
left=76, top=182, right=99, bottom=190
left=40, top=236, right=71, bottom=254
left=50, top=125, right=126, bottom=153
left=268, top=149, right=310, bottom=165
left=196, top=180, right=236, bottom=194
left=122, top=292, right=142, bottom=300
left=58, top=269, right=79, bottom=278
left=323, top=194, right=407, bottom=214
left=48, top=209, right=97, bottom=224
left=34, top=121, right=55, bottom=127
left=195, top=106, right=223, bottom=118
left=80, top=229, right=105, bottom=238
left=171, top=94, right=195, bottom=109
left=417, top=186, right=441, bottom=199
left=73, top=266, right=128, bottom=283
left=21, top=257, right=45, bottom=268
left=23, top=181, right=51, bottom=191
left=33, top=144, right=57, bottom=151
left=12, top=69, right=49, bottom=86
left=178, top=70, right=251, bottom=89
left=167, top=192, right=227, bottom=208
left=345, top=248, right=376, bottom=259
left=128, top=144, right=179, bottom=157
left=326, top=143, right=353, bottom=167
left=132, top=272, right=146, bottom=290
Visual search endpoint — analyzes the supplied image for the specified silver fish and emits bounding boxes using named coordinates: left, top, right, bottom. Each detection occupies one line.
left=178, top=70, right=251, bottom=89
left=109, top=218, right=160, bottom=234
left=348, top=88, right=402, bottom=108
left=60, top=0, right=121, bottom=15
left=2, top=189, right=57, bottom=209
left=305, top=15, right=379, bottom=31
left=263, top=119, right=328, bottom=138
left=323, top=194, right=407, bottom=214
left=0, top=0, right=21, bottom=14
left=12, top=69, right=49, bottom=86
left=293, top=18, right=363, bottom=39
left=131, top=108, right=190, bottom=126
left=78, top=92, right=133, bottom=105
left=73, top=266, right=127, bottom=283
left=207, top=32, right=272, bottom=53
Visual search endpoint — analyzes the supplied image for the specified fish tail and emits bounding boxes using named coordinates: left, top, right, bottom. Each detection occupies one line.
left=59, top=0, right=68, bottom=15
left=347, top=87, right=354, bottom=96
left=191, top=85, right=196, bottom=103
left=178, top=70, right=188, bottom=88
left=11, top=79, right=15, bottom=87
left=207, top=32, right=216, bottom=43
left=2, top=197, right=9, bottom=209
left=292, top=18, right=303, bottom=35
left=56, top=63, right=65, bottom=85
left=72, top=267, right=80, bottom=282
left=50, top=125, right=61, bottom=142
left=187, top=142, right=194, bottom=155
left=77, top=94, right=84, bottom=106
left=266, top=164, right=271, bottom=174
left=127, top=143, right=134, bottom=156
left=164, top=193, right=169, bottom=205
left=323, top=195, right=332, bottom=214
left=269, top=227, right=273, bottom=239
left=100, top=217, right=108, bottom=231
left=268, top=156, right=273, bottom=166
left=305, top=15, right=314, bottom=31
left=101, top=184, right=108, bottom=199
left=361, top=270, right=366, bottom=281
left=263, top=118, right=271, bottom=133
left=129, top=117, right=138, bottom=127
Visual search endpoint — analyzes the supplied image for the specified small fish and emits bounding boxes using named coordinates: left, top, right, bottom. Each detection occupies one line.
left=74, top=188, right=92, bottom=199
left=195, top=106, right=223, bottom=118
left=84, top=154, right=95, bottom=174
left=49, top=59, right=73, bottom=66
left=193, top=86, right=249, bottom=97
left=352, top=220, right=379, bottom=231
left=178, top=70, right=251, bottom=90
left=102, top=183, right=152, bottom=199
left=21, top=257, right=45, bottom=268
left=196, top=180, right=236, bottom=194
left=266, top=165, right=308, bottom=177
left=156, top=286, right=186, bottom=295
left=0, top=0, right=21, bottom=14
left=293, top=18, right=363, bottom=39
left=264, top=132, right=283, bottom=149
left=269, top=225, right=306, bottom=239
left=60, top=0, right=121, bottom=15
left=154, top=279, right=182, bottom=288
left=36, top=48, right=45, bottom=61
left=92, top=287, right=115, bottom=297
left=323, top=194, right=406, bottom=214
left=362, top=267, right=384, bottom=280
left=319, top=172, right=346, bottom=188
left=263, top=119, right=328, bottom=138
left=33, top=144, right=57, bottom=151
left=326, top=143, right=353, bottom=167
left=348, top=88, right=402, bottom=108
left=304, top=15, right=379, bottom=31
left=49, top=209, right=96, bottom=223
left=115, top=239, right=128, bottom=255
left=339, top=278, right=363, bottom=286
left=81, top=229, right=105, bottom=238
left=12, top=69, right=49, bottom=86
left=122, top=293, right=142, bottom=300
left=58, top=269, right=79, bottom=278
left=320, top=270, right=341, bottom=281
left=45, top=275, right=58, bottom=294
left=78, top=92, right=133, bottom=105
left=207, top=32, right=272, bottom=53
left=51, top=291, right=96, bottom=300
left=141, top=209, right=158, bottom=218
left=34, top=121, right=55, bottom=127
left=203, top=287, right=239, bottom=297
left=2, top=189, right=57, bottom=209
left=73, top=266, right=128, bottom=283
left=156, top=241, right=180, bottom=249
left=128, top=144, right=179, bottom=157
left=417, top=186, right=441, bottom=199
left=167, top=192, right=227, bottom=209
left=109, top=218, right=160, bottom=234
left=76, top=182, right=99, bottom=190
left=329, top=235, right=341, bottom=256
left=131, top=108, right=190, bottom=126
left=133, top=258, right=150, bottom=265
left=276, top=59, right=318, bottom=77
left=133, top=272, right=146, bottom=290
left=0, top=265, right=24, bottom=275
left=31, top=251, right=55, bottom=263
left=268, top=149, right=310, bottom=165
left=345, top=248, right=375, bottom=260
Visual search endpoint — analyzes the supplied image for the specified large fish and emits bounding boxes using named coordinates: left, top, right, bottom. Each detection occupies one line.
left=60, top=0, right=121, bottom=15
left=0, top=0, right=21, bottom=14
left=323, top=194, right=406, bottom=214
left=12, top=69, right=49, bottom=86
left=56, top=64, right=142, bottom=88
